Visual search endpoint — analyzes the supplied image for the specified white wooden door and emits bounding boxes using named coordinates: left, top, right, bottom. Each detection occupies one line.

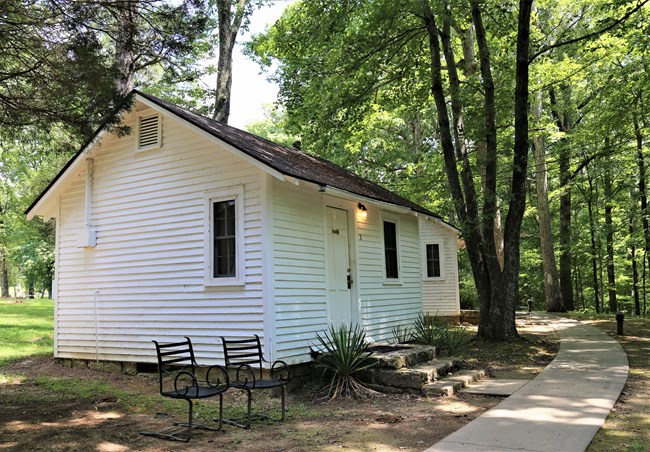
left=326, top=207, right=352, bottom=329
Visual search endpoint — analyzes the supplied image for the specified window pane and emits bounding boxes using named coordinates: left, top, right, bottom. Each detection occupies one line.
left=384, top=221, right=398, bottom=278
left=426, top=244, right=441, bottom=278
left=213, top=200, right=236, bottom=277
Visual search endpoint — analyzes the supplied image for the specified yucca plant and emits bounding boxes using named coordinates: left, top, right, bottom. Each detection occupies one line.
left=391, top=324, right=413, bottom=344
left=444, top=326, right=474, bottom=355
left=314, top=323, right=376, bottom=400
left=411, top=312, right=449, bottom=347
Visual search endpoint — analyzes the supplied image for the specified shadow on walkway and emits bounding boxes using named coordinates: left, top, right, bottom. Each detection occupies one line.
left=426, top=314, right=629, bottom=452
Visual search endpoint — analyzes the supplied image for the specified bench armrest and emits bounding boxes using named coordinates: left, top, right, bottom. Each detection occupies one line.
left=173, top=371, right=199, bottom=396
left=234, top=363, right=257, bottom=386
left=205, top=365, right=229, bottom=389
left=271, top=360, right=290, bottom=382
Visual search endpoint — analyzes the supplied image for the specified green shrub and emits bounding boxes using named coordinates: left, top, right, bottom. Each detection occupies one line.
left=411, top=313, right=473, bottom=355
left=314, top=324, right=376, bottom=400
left=444, top=326, right=474, bottom=355
left=411, top=312, right=449, bottom=347
left=391, top=323, right=412, bottom=343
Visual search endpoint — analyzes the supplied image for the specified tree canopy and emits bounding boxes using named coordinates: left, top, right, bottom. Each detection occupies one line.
left=3, top=0, right=650, bottom=330
left=249, top=0, right=650, bottom=334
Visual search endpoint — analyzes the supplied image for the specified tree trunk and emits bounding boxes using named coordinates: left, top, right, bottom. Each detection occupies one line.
left=422, top=0, right=531, bottom=341
left=213, top=0, right=248, bottom=124
left=634, top=114, right=650, bottom=316
left=603, top=156, right=617, bottom=313
left=114, top=1, right=138, bottom=96
left=0, top=246, right=9, bottom=298
left=574, top=257, right=585, bottom=310
left=629, top=194, right=641, bottom=315
left=587, top=173, right=601, bottom=313
left=532, top=90, right=564, bottom=312
left=550, top=88, right=575, bottom=311
left=641, top=249, right=648, bottom=315
left=421, top=0, right=492, bottom=334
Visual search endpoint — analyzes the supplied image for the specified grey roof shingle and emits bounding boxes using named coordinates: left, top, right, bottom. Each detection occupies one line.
left=27, top=90, right=456, bottom=230
left=135, top=90, right=447, bottom=221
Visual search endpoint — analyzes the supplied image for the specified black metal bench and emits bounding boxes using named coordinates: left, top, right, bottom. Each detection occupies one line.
left=221, top=335, right=290, bottom=428
left=140, top=337, right=229, bottom=442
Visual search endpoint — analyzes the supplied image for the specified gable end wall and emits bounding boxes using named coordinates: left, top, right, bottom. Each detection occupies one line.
left=54, top=108, right=266, bottom=365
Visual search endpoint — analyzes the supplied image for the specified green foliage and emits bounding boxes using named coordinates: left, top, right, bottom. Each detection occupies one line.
left=250, top=0, right=650, bottom=321
left=314, top=324, right=375, bottom=400
left=0, top=0, right=119, bottom=135
left=391, top=324, right=412, bottom=344
left=411, top=313, right=473, bottom=355
left=411, top=313, right=449, bottom=348
left=444, top=327, right=474, bottom=356
left=245, top=105, right=300, bottom=147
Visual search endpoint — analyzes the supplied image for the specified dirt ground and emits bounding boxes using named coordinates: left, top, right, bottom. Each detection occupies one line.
left=0, top=318, right=558, bottom=452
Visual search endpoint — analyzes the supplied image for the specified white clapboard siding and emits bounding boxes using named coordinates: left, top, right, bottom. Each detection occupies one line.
left=419, top=217, right=461, bottom=316
left=356, top=207, right=422, bottom=341
left=53, top=107, right=266, bottom=365
left=270, top=180, right=328, bottom=364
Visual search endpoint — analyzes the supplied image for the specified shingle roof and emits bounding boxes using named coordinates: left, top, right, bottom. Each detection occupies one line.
left=27, top=90, right=456, bottom=230
left=135, top=91, right=450, bottom=221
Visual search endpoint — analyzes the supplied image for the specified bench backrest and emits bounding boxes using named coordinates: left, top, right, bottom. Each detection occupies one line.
left=221, top=335, right=265, bottom=379
left=152, top=337, right=198, bottom=394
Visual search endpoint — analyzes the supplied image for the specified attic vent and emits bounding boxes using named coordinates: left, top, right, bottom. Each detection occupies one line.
left=137, top=114, right=161, bottom=150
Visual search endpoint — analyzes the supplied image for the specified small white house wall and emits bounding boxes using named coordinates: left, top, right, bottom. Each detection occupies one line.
left=53, top=106, right=267, bottom=365
left=357, top=206, right=422, bottom=340
left=269, top=180, right=328, bottom=364
left=419, top=217, right=461, bottom=316
left=270, top=181, right=423, bottom=363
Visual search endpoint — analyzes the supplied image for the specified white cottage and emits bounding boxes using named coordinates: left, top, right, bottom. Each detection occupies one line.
left=26, top=91, right=460, bottom=367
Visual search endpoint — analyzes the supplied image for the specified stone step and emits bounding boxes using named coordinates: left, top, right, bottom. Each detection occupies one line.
left=365, top=344, right=439, bottom=369
left=422, top=369, right=487, bottom=397
left=360, top=358, right=460, bottom=391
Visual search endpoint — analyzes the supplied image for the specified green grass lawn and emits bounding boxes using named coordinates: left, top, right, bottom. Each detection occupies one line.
left=0, top=298, right=54, bottom=366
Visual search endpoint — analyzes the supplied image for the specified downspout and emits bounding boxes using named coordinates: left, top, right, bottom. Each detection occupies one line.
left=78, top=158, right=97, bottom=248
left=85, top=158, right=93, bottom=229
left=85, top=159, right=100, bottom=362
left=94, top=289, right=100, bottom=362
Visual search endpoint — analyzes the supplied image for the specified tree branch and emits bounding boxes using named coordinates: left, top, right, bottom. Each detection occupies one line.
left=529, top=0, right=650, bottom=62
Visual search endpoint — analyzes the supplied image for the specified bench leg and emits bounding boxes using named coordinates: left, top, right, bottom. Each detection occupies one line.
left=139, top=399, right=194, bottom=442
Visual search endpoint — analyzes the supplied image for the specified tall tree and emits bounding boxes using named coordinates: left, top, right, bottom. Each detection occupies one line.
left=603, top=150, right=617, bottom=312
left=252, top=0, right=650, bottom=334
left=1, top=0, right=212, bottom=296
left=0, top=0, right=118, bottom=135
left=212, top=0, right=267, bottom=123
left=532, top=90, right=564, bottom=312
left=549, top=87, right=576, bottom=311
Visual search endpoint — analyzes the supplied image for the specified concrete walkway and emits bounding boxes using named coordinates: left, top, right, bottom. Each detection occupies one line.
left=426, top=315, right=629, bottom=452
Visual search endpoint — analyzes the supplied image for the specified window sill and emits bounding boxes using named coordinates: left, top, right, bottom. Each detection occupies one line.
left=203, top=279, right=245, bottom=288
left=382, top=279, right=403, bottom=286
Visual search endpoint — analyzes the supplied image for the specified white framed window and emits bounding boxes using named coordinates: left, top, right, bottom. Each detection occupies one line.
left=381, top=212, right=401, bottom=283
left=204, top=186, right=245, bottom=286
left=423, top=242, right=444, bottom=280
left=136, top=113, right=162, bottom=151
